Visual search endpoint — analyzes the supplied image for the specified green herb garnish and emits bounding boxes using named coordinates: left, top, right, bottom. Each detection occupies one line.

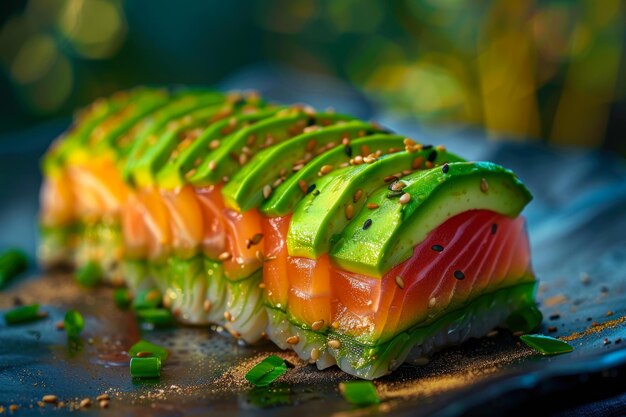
left=245, top=355, right=288, bottom=387
left=520, top=334, right=574, bottom=355
left=75, top=261, right=102, bottom=287
left=132, top=289, right=162, bottom=310
left=339, top=381, right=381, bottom=406
left=0, top=248, right=28, bottom=288
left=129, top=340, right=169, bottom=361
left=4, top=304, right=45, bottom=325
left=64, top=310, right=84, bottom=338
left=130, top=356, right=161, bottom=378
left=136, top=308, right=173, bottom=327
left=114, top=288, right=133, bottom=309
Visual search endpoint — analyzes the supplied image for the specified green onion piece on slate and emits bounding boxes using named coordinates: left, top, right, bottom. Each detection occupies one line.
left=520, top=334, right=574, bottom=355
left=64, top=310, right=84, bottom=338
left=0, top=248, right=28, bottom=288
left=132, top=289, right=162, bottom=310
left=129, top=340, right=169, bottom=360
left=130, top=357, right=161, bottom=378
left=75, top=261, right=102, bottom=287
left=114, top=288, right=133, bottom=309
left=339, top=381, right=381, bottom=406
left=136, top=308, right=173, bottom=327
left=245, top=355, right=288, bottom=387
left=4, top=304, right=45, bottom=325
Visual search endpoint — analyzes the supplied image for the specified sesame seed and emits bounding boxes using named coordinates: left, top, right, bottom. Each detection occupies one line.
left=312, top=189, right=320, bottom=196
left=209, top=139, right=221, bottom=149
left=263, top=185, right=272, bottom=199
left=224, top=311, right=233, bottom=322
left=399, top=193, right=411, bottom=204
left=80, top=398, right=91, bottom=408
left=320, top=165, right=333, bottom=175
left=327, top=340, right=341, bottom=349
left=361, top=144, right=370, bottom=155
left=239, top=153, right=248, bottom=165
left=436, top=145, right=446, bottom=151
left=442, top=163, right=449, bottom=174
left=480, top=178, right=489, bottom=193
left=353, top=155, right=363, bottom=165
left=345, top=204, right=354, bottom=220
left=395, top=276, right=405, bottom=289
left=55, top=321, right=65, bottom=330
left=247, top=233, right=263, bottom=248
left=42, top=395, right=58, bottom=404
left=331, top=321, right=340, bottom=329
left=306, top=139, right=317, bottom=151
left=286, top=335, right=300, bottom=345
left=403, top=138, right=416, bottom=146
left=203, top=300, right=212, bottom=313
left=310, top=348, right=320, bottom=361
left=344, top=145, right=352, bottom=157
left=367, top=203, right=379, bottom=209
left=311, top=320, right=325, bottom=331
left=292, top=163, right=304, bottom=172
left=136, top=351, right=153, bottom=358
left=298, top=180, right=308, bottom=193
left=353, top=189, right=363, bottom=203
left=184, top=168, right=197, bottom=179
left=363, top=219, right=373, bottom=230
left=384, top=175, right=398, bottom=183
left=99, top=400, right=109, bottom=409
left=425, top=161, right=433, bottom=169
left=363, top=156, right=377, bottom=163
left=428, top=297, right=436, bottom=307
left=9, top=405, right=18, bottom=412
left=387, top=189, right=404, bottom=198
left=307, top=183, right=316, bottom=194
left=341, top=136, right=350, bottom=146
left=431, top=245, right=444, bottom=252
left=208, top=160, right=217, bottom=171
left=454, top=270, right=465, bottom=280
left=218, top=251, right=232, bottom=261
left=390, top=181, right=406, bottom=191
left=491, top=223, right=498, bottom=235
left=258, top=282, right=266, bottom=289
left=548, top=326, right=558, bottom=333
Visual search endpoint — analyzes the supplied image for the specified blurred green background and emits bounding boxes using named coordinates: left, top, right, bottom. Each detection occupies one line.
left=0, top=0, right=624, bottom=152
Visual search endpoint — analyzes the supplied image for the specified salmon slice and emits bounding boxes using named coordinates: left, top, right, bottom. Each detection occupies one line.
left=286, top=255, right=332, bottom=329
left=261, top=215, right=291, bottom=309
left=195, top=186, right=227, bottom=259
left=161, top=184, right=204, bottom=259
left=221, top=207, right=265, bottom=280
left=40, top=173, right=75, bottom=227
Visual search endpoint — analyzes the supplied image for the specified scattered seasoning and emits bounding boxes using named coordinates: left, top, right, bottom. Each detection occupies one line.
left=327, top=340, right=341, bottom=349
left=547, top=326, right=558, bottom=333
left=4, top=304, right=46, bottom=325
left=363, top=219, right=373, bottom=230
left=311, top=320, right=324, bottom=331
left=136, top=308, right=174, bottom=327
left=246, top=233, right=264, bottom=249
left=208, top=160, right=217, bottom=171
left=549, top=313, right=561, bottom=320
left=519, top=334, right=573, bottom=355
left=64, top=310, right=84, bottom=338
left=453, top=270, right=465, bottom=280
left=427, top=150, right=438, bottom=162
left=55, top=320, right=65, bottom=330
left=367, top=203, right=379, bottom=209
left=339, top=381, right=380, bottom=407
left=441, top=163, right=449, bottom=174
left=9, top=405, right=18, bottom=412
left=480, top=178, right=489, bottom=193
left=320, top=165, right=333, bottom=175
left=96, top=394, right=110, bottom=402
left=390, top=181, right=406, bottom=191
left=411, top=156, right=424, bottom=170
left=344, top=146, right=352, bottom=157
left=306, top=183, right=316, bottom=194
left=218, top=251, right=232, bottom=262
left=310, top=348, right=320, bottom=361
left=395, top=276, right=405, bottom=289
left=383, top=175, right=398, bottom=183
left=345, top=204, right=354, bottom=220
left=431, top=245, right=444, bottom=252
left=129, top=339, right=169, bottom=360
left=42, top=395, right=58, bottom=404
left=491, top=224, right=498, bottom=235
left=262, top=185, right=272, bottom=199
left=0, top=248, right=28, bottom=288
left=286, top=335, right=300, bottom=345
left=353, top=189, right=363, bottom=203
left=75, top=261, right=102, bottom=288
left=399, top=193, right=411, bottom=205
left=245, top=355, right=288, bottom=387
left=224, top=311, right=233, bottom=322
left=130, top=357, right=161, bottom=378
left=79, top=398, right=91, bottom=408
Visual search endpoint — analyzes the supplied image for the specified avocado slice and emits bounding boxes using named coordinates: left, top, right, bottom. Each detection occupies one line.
left=221, top=120, right=379, bottom=212
left=329, top=162, right=533, bottom=277
left=156, top=106, right=281, bottom=190
left=287, top=147, right=464, bottom=259
left=188, top=108, right=353, bottom=187
left=122, top=90, right=225, bottom=182
left=260, top=134, right=407, bottom=216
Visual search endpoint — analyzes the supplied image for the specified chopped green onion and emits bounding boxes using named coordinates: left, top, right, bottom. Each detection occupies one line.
left=136, top=308, right=173, bottom=327
left=339, top=381, right=381, bottom=407
left=245, top=355, right=288, bottom=387
left=75, top=261, right=102, bottom=288
left=4, top=304, right=45, bottom=325
left=114, top=288, right=133, bottom=309
left=64, top=310, right=84, bottom=338
left=129, top=340, right=169, bottom=361
left=130, top=357, right=161, bottom=378
left=520, top=334, right=573, bottom=355
left=132, top=289, right=162, bottom=310
left=0, top=248, right=28, bottom=288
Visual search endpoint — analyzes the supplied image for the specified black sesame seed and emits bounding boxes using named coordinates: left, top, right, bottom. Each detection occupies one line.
left=366, top=129, right=377, bottom=135
left=344, top=145, right=353, bottom=157
left=431, top=245, right=444, bottom=252
left=453, top=270, right=465, bottom=280
left=306, top=183, right=316, bottom=194
left=549, top=313, right=561, bottom=320
left=442, top=163, right=449, bottom=174
left=363, top=219, right=373, bottom=230
left=427, top=150, right=438, bottom=162
left=422, top=144, right=433, bottom=150
left=491, top=223, right=498, bottom=235
left=306, top=117, right=316, bottom=127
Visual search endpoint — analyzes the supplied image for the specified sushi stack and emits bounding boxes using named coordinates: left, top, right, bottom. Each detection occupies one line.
left=39, top=87, right=541, bottom=379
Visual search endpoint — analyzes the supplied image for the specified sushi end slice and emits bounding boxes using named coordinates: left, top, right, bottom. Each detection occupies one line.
left=265, top=282, right=541, bottom=379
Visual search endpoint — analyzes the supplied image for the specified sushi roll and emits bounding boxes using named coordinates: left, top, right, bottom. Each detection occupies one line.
left=38, top=87, right=541, bottom=378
